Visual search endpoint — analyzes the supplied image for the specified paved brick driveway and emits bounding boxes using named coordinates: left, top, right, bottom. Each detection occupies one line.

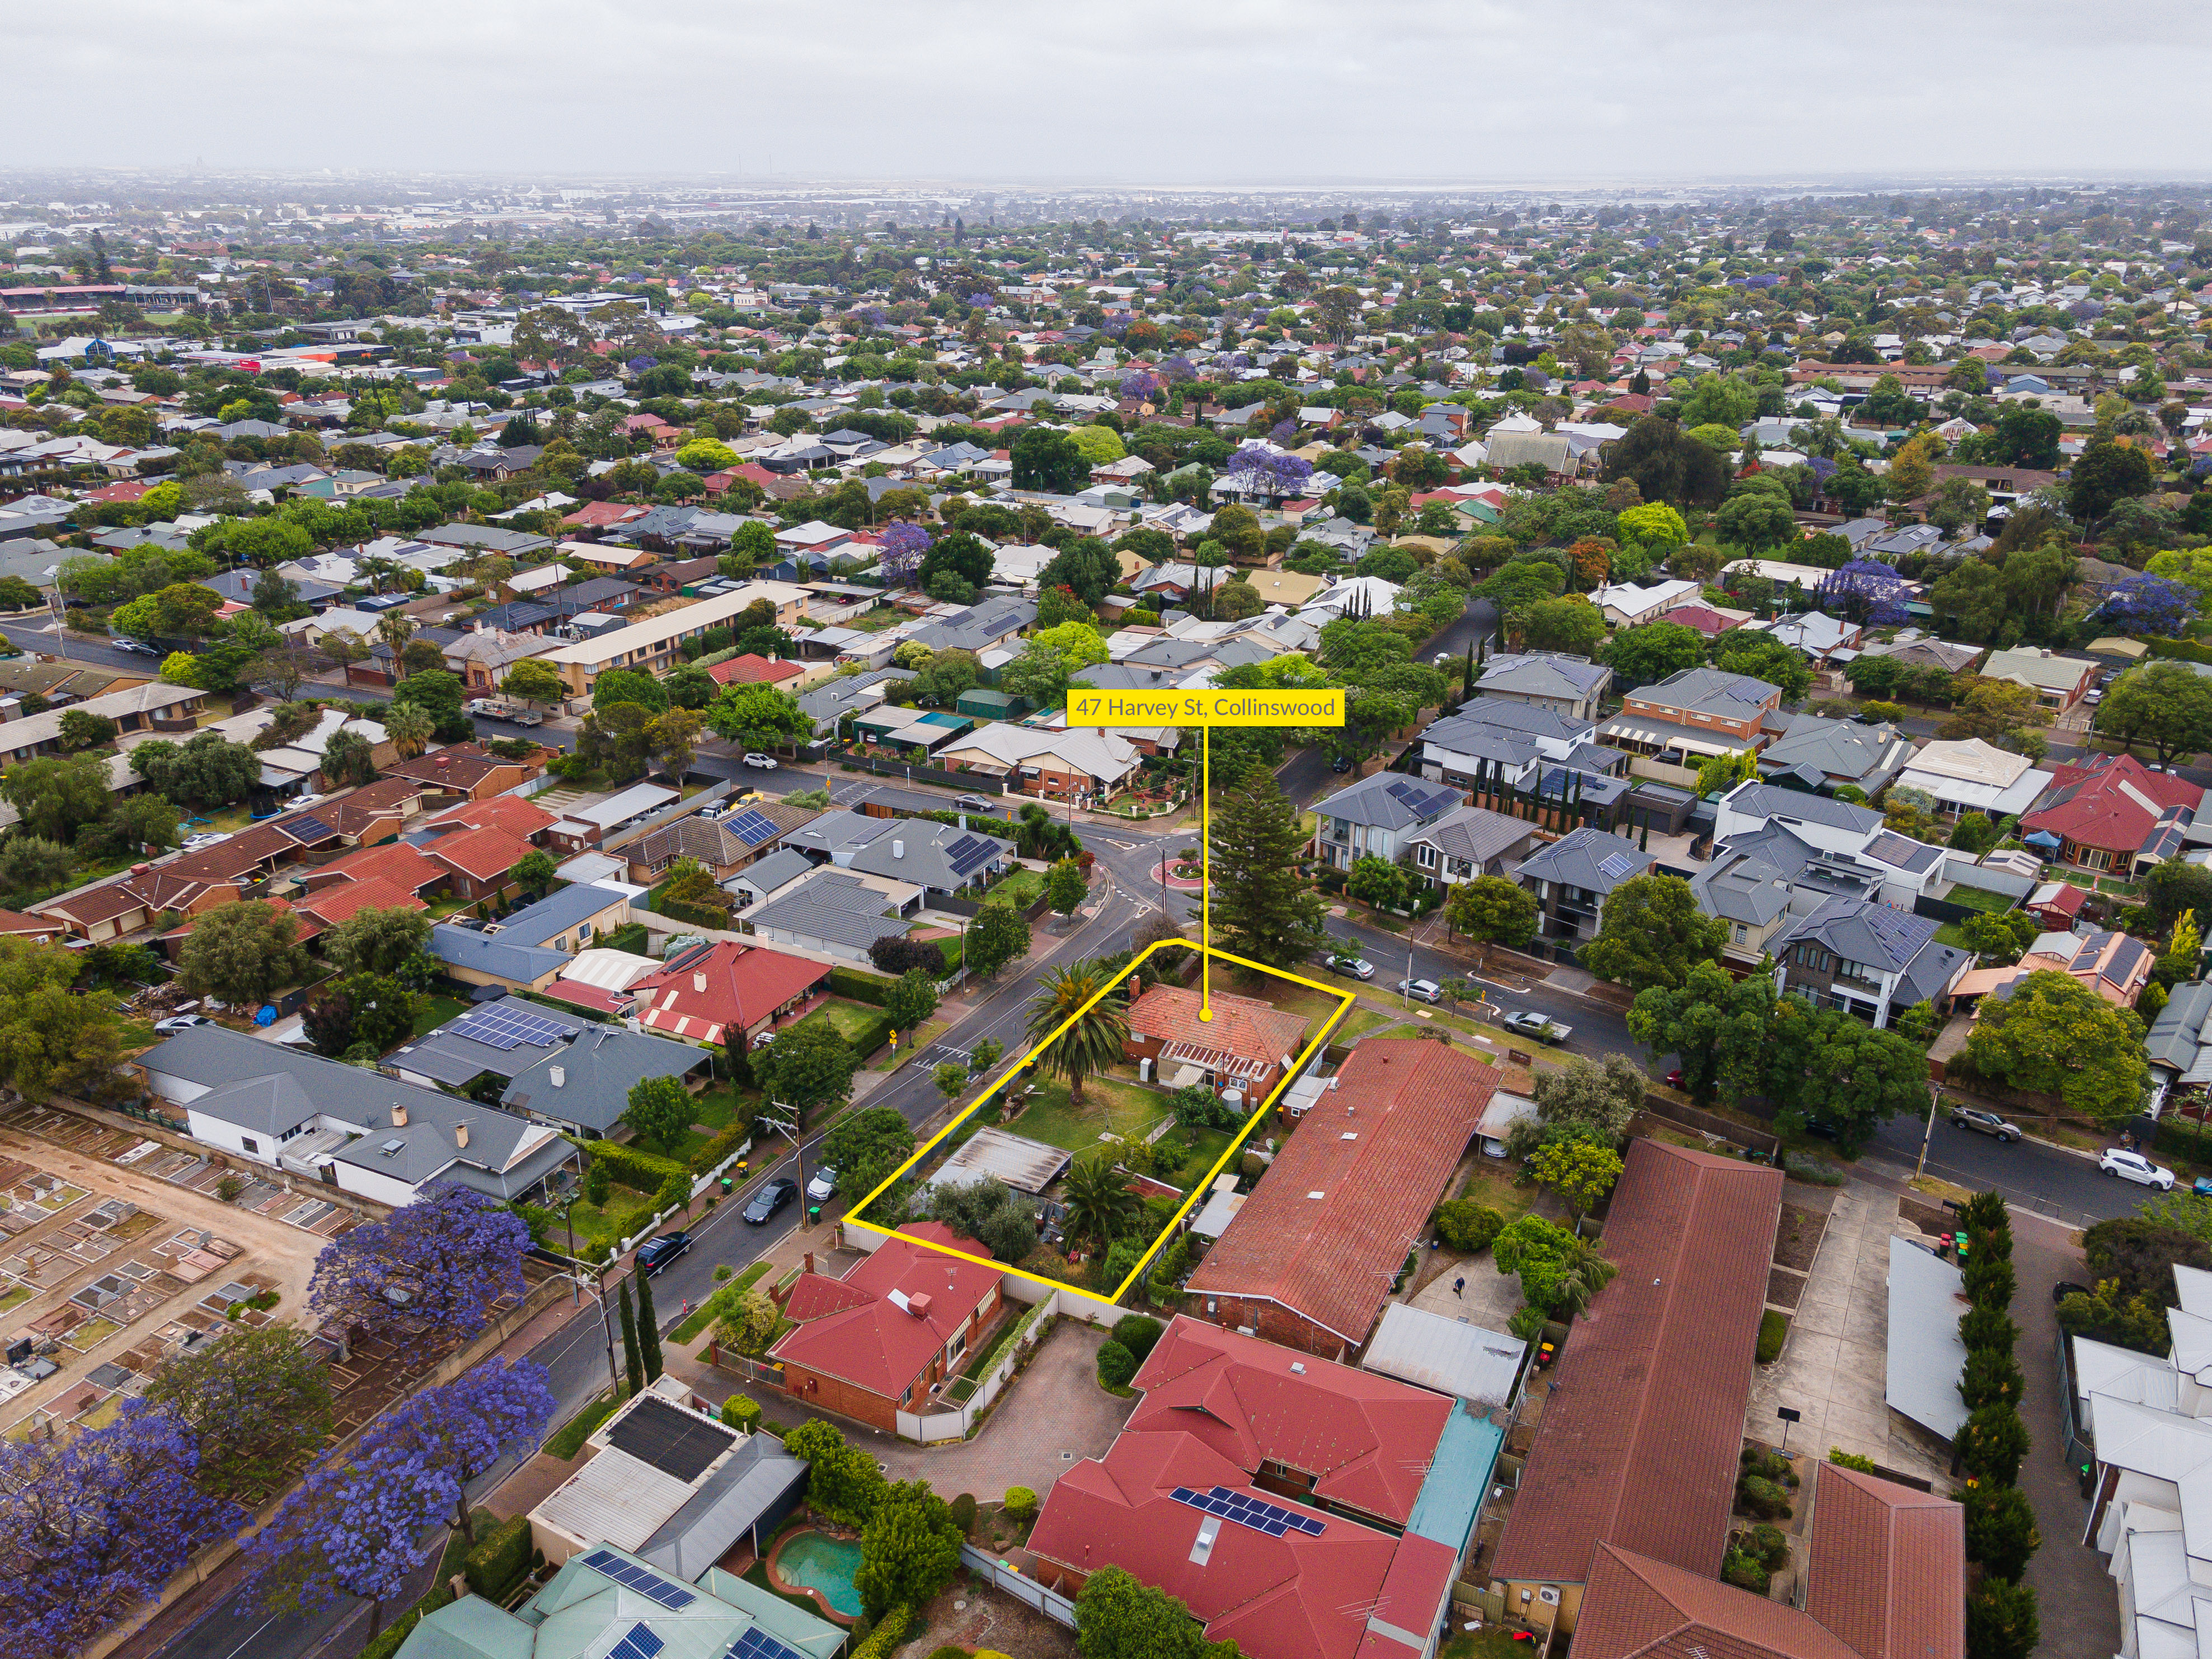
left=873, top=1317, right=1134, bottom=1502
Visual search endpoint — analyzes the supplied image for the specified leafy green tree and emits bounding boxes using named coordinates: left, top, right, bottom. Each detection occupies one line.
left=57, top=709, right=118, bottom=752
left=622, top=1075, right=694, bottom=1153
left=1525, top=1134, right=1624, bottom=1220
left=1346, top=854, right=1409, bottom=910
left=755, top=1021, right=861, bottom=1118
left=1617, top=501, right=1688, bottom=548
left=1792, top=1015, right=1932, bottom=1154
left=1628, top=960, right=1775, bottom=1108
left=1520, top=595, right=1607, bottom=656
left=1493, top=1215, right=1618, bottom=1315
left=142, top=1323, right=333, bottom=1502
left=966, top=902, right=1031, bottom=979
left=321, top=907, right=432, bottom=977
left=1966, top=1580, right=2040, bottom=1659
left=853, top=1479, right=964, bottom=1619
left=501, top=659, right=566, bottom=708
left=1530, top=1054, right=1647, bottom=1143
left=783, top=1418, right=888, bottom=1528
left=390, top=668, right=469, bottom=741
left=179, top=901, right=311, bottom=1009
left=1581, top=873, right=1726, bottom=992
left=821, top=1106, right=915, bottom=1202
left=1447, top=875, right=1538, bottom=953
left=1025, top=958, right=1128, bottom=1106
left=1062, top=1157, right=1142, bottom=1248
left=590, top=666, right=667, bottom=715
left=1964, top=969, right=2148, bottom=1125
left=1046, top=857, right=1089, bottom=918
left=0, top=836, right=72, bottom=896
left=1075, top=1566, right=1225, bottom=1659
left=2094, top=661, right=2212, bottom=768
left=2068, top=438, right=2154, bottom=523
left=707, top=682, right=811, bottom=747
left=1602, top=622, right=1708, bottom=689
left=1208, top=769, right=1327, bottom=969
left=1011, top=427, right=1089, bottom=493
left=884, top=968, right=938, bottom=1033
left=2, top=753, right=112, bottom=844
left=513, top=849, right=558, bottom=900
left=126, top=731, right=259, bottom=809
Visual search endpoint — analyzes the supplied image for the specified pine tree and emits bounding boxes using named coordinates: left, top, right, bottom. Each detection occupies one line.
left=1209, top=769, right=1327, bottom=969
left=618, top=1277, right=644, bottom=1398
left=635, top=1268, right=664, bottom=1383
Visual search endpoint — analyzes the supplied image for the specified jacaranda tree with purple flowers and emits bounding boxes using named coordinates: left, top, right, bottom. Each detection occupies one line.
left=879, top=521, right=931, bottom=587
left=1118, top=369, right=1164, bottom=402
left=306, top=1184, right=529, bottom=1361
left=2100, top=574, right=2199, bottom=637
left=1159, top=355, right=1196, bottom=383
left=1816, top=558, right=1912, bottom=627
left=1224, top=444, right=1314, bottom=500
left=0, top=1400, right=242, bottom=1659
left=247, top=1358, right=555, bottom=1634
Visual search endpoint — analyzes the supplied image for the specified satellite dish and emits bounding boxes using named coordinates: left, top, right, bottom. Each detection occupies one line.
left=255, top=1005, right=277, bottom=1027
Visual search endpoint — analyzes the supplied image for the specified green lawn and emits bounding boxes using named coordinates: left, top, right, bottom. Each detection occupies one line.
left=671, top=1259, right=772, bottom=1344
left=1003, top=1074, right=1173, bottom=1156
left=988, top=866, right=1049, bottom=906
left=1167, top=1125, right=1237, bottom=1191
left=410, top=994, right=469, bottom=1038
left=1941, top=885, right=2015, bottom=915
left=1934, top=922, right=1975, bottom=951
left=690, top=1082, right=751, bottom=1131
left=1333, top=1005, right=1398, bottom=1042
left=790, top=998, right=885, bottom=1047
left=546, top=1387, right=628, bottom=1459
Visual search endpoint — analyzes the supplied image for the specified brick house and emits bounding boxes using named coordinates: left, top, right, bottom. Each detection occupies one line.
left=1184, top=1040, right=1495, bottom=1359
left=1598, top=665, right=1782, bottom=779
left=1122, top=980, right=1309, bottom=1105
left=768, top=1223, right=1004, bottom=1433
left=381, top=744, right=546, bottom=805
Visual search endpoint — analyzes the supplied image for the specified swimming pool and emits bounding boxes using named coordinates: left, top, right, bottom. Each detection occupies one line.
left=770, top=1529, right=865, bottom=1619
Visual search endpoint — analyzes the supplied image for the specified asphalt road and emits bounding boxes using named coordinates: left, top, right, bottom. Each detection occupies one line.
left=1859, top=1108, right=2149, bottom=1227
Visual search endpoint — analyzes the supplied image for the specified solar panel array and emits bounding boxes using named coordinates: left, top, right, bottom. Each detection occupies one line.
left=724, top=808, right=781, bottom=846
left=284, top=814, right=336, bottom=841
left=946, top=834, right=998, bottom=877
left=451, top=1004, right=570, bottom=1052
left=1596, top=851, right=1638, bottom=881
left=580, top=1549, right=696, bottom=1610
left=1169, top=1484, right=1326, bottom=1538
left=609, top=1623, right=666, bottom=1659
left=1383, top=778, right=1456, bottom=816
left=727, top=1627, right=811, bottom=1659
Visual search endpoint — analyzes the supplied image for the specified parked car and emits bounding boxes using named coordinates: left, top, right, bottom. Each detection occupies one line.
left=2196, top=1175, right=2212, bottom=1197
left=743, top=1177, right=799, bottom=1223
left=1396, top=978, right=1444, bottom=1004
left=1330, top=754, right=1353, bottom=773
left=955, top=795, right=995, bottom=814
left=1501, top=1010, right=1571, bottom=1042
left=2053, top=1281, right=2093, bottom=1305
left=743, top=752, right=779, bottom=770
left=2100, top=1148, right=2176, bottom=1190
left=154, top=1014, right=209, bottom=1033
left=111, top=637, right=159, bottom=656
left=806, top=1167, right=838, bottom=1202
left=1950, top=1106, right=2022, bottom=1143
left=1325, top=953, right=1375, bottom=980
left=636, top=1230, right=692, bottom=1275
left=1664, top=1068, right=1684, bottom=1089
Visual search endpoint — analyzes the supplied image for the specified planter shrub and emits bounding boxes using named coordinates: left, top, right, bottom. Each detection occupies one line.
left=1757, top=1310, right=1789, bottom=1364
left=1096, top=1339, right=1137, bottom=1388
left=1435, top=1199, right=1507, bottom=1254
left=1737, top=1474, right=1792, bottom=1519
left=719, top=1393, right=764, bottom=1434
left=462, top=1515, right=533, bottom=1601
left=1110, top=1314, right=1163, bottom=1365
left=1003, top=1484, right=1038, bottom=1522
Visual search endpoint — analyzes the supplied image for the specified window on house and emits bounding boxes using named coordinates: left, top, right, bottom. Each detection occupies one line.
left=241, top=1136, right=260, bottom=1155
left=1417, top=845, right=1437, bottom=868
left=1734, top=924, right=1747, bottom=943
left=946, top=1332, right=966, bottom=1364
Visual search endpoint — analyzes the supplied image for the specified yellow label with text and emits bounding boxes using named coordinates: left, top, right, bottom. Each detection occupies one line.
left=1065, top=688, right=1345, bottom=727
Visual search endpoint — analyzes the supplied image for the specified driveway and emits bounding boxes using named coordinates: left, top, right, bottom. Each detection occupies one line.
left=874, top=1317, right=1134, bottom=1502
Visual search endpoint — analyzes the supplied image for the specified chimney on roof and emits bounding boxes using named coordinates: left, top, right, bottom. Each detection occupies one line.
left=454, top=1120, right=469, bottom=1148
left=694, top=971, right=708, bottom=993
left=906, top=1291, right=933, bottom=1318
left=391, top=1102, right=408, bottom=1127
left=892, top=839, right=904, bottom=859
left=804, top=1251, right=815, bottom=1274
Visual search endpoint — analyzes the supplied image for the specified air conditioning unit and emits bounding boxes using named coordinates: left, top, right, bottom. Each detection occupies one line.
left=1538, top=1587, right=1561, bottom=1606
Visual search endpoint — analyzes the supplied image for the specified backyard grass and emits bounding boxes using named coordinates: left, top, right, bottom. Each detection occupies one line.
left=1333, top=1006, right=1399, bottom=1042
left=671, top=1259, right=771, bottom=1344
left=1444, top=1627, right=1538, bottom=1659
left=602, top=922, right=652, bottom=956
left=1941, top=885, right=2014, bottom=915
left=410, top=994, right=469, bottom=1037
left=1450, top=1157, right=1533, bottom=1220
left=1934, top=923, right=1975, bottom=952
left=1168, top=1125, right=1237, bottom=1190
left=1003, top=1074, right=1173, bottom=1155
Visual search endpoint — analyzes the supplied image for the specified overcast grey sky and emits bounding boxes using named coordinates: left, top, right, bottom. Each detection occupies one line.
left=11, top=0, right=2212, bottom=184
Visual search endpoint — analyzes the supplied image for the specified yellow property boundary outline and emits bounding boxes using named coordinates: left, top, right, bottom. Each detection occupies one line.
left=847, top=945, right=1357, bottom=1304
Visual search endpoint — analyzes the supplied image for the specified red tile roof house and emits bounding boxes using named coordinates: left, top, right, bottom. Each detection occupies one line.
left=706, top=652, right=804, bottom=689
left=767, top=1221, right=1006, bottom=1433
left=2021, top=753, right=2208, bottom=875
left=1122, top=979, right=1311, bottom=1106
left=1183, top=1041, right=1496, bottom=1359
left=626, top=939, right=830, bottom=1049
left=426, top=825, right=538, bottom=902
left=1026, top=1318, right=1466, bottom=1659
left=1486, top=1140, right=1783, bottom=1637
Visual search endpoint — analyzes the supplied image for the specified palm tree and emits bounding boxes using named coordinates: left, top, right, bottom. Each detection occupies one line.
left=1061, top=1156, right=1141, bottom=1249
left=1551, top=1241, right=1619, bottom=1319
left=383, top=703, right=433, bottom=760
left=1024, top=957, right=1129, bottom=1107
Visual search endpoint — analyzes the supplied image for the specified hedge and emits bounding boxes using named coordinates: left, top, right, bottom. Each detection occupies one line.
left=834, top=1008, right=895, bottom=1061
left=720, top=1393, right=764, bottom=1434
left=1757, top=1310, right=1790, bottom=1365
left=581, top=1139, right=690, bottom=1196
left=828, top=965, right=899, bottom=1006
left=359, top=1585, right=456, bottom=1659
left=688, top=1120, right=754, bottom=1176
left=853, top=1605, right=911, bottom=1659
left=462, top=1515, right=533, bottom=1601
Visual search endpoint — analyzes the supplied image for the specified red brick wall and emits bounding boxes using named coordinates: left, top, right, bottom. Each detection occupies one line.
left=779, top=1364, right=899, bottom=1433
left=1181, top=1293, right=1354, bottom=1363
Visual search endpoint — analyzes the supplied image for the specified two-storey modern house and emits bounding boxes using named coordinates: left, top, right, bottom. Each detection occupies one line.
left=1772, top=895, right=1972, bottom=1029
left=1312, top=773, right=1464, bottom=874
left=1474, top=652, right=1613, bottom=721
left=1598, top=665, right=1782, bottom=783
left=1511, top=826, right=1656, bottom=948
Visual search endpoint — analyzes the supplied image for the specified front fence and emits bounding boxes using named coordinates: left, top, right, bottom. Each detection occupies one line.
left=959, top=1545, right=1077, bottom=1628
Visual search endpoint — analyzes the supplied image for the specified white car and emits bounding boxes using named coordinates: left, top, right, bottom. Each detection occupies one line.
left=180, top=831, right=232, bottom=852
left=2101, top=1148, right=2176, bottom=1190
left=742, top=753, right=779, bottom=770
left=154, top=1014, right=210, bottom=1033
left=807, top=1167, right=838, bottom=1202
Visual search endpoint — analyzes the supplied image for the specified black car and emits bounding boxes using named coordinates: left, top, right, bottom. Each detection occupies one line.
left=1330, top=754, right=1352, bottom=773
left=743, top=1177, right=799, bottom=1225
left=636, top=1230, right=691, bottom=1275
left=2053, top=1280, right=2093, bottom=1305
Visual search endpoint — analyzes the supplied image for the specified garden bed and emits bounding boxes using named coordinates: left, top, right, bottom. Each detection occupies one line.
left=1773, top=1203, right=1828, bottom=1272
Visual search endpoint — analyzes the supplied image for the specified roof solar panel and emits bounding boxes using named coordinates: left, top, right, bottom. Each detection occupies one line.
left=284, top=814, right=336, bottom=840
left=728, top=1629, right=809, bottom=1659
left=1167, top=1485, right=1326, bottom=1538
left=609, top=1625, right=666, bottom=1659
left=726, top=809, right=780, bottom=845
left=1596, top=851, right=1637, bottom=881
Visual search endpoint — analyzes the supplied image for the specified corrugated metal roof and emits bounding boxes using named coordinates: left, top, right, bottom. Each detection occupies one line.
left=1361, top=1304, right=1524, bottom=1408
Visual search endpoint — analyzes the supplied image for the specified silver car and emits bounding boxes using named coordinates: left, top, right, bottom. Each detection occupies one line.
left=1396, top=978, right=1443, bottom=1004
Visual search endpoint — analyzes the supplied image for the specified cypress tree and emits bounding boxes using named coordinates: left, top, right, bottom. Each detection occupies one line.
left=618, top=1277, right=644, bottom=1398
left=636, top=1268, right=664, bottom=1383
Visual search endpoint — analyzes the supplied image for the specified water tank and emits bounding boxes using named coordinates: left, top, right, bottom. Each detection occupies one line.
left=1220, top=1089, right=1244, bottom=1113
left=1138, top=1058, right=1153, bottom=1083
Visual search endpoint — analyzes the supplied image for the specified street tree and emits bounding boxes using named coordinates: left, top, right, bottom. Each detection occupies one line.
left=143, top=1324, right=334, bottom=1502
left=1580, top=872, right=1726, bottom=992
left=305, top=1185, right=531, bottom=1358
left=966, top=901, right=1031, bottom=978
left=501, top=659, right=566, bottom=708
left=1530, top=1054, right=1648, bottom=1144
left=1445, top=874, right=1539, bottom=956
left=1046, top=857, right=1089, bottom=918
left=123, top=731, right=259, bottom=809
left=755, top=1021, right=861, bottom=1119
left=821, top=1106, right=915, bottom=1202
left=1964, top=969, right=2149, bottom=1125
left=2094, top=661, right=2212, bottom=767
left=884, top=968, right=939, bottom=1033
